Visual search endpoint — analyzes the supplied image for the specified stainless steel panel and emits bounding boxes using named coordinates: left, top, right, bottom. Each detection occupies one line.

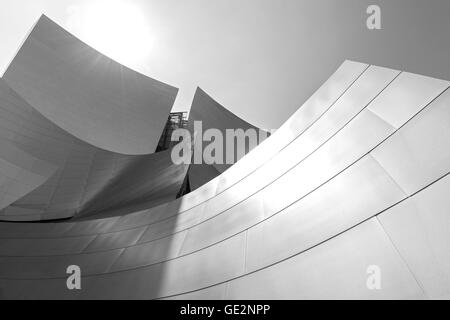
left=228, top=219, right=424, bottom=299
left=201, top=66, right=398, bottom=222
left=371, top=89, right=450, bottom=194
left=367, top=72, right=449, bottom=128
left=262, top=110, right=394, bottom=217
left=246, top=155, right=405, bottom=272
left=83, top=226, right=147, bottom=253
left=177, top=178, right=219, bottom=212
left=379, top=174, right=450, bottom=299
left=83, top=232, right=246, bottom=299
left=180, top=193, right=264, bottom=254
left=214, top=60, right=369, bottom=194
left=0, top=278, right=84, bottom=299
left=0, top=249, right=123, bottom=279
left=63, top=218, right=120, bottom=237
left=110, top=230, right=188, bottom=271
left=137, top=203, right=206, bottom=243
left=1, top=60, right=448, bottom=299
left=106, top=205, right=169, bottom=232
left=188, top=88, right=268, bottom=190
left=0, top=78, right=187, bottom=221
left=163, top=283, right=228, bottom=300
left=0, top=235, right=95, bottom=256
left=3, top=15, right=177, bottom=155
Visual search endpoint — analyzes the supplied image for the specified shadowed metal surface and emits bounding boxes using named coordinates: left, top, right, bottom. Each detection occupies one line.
left=0, top=60, right=449, bottom=299
left=188, top=87, right=269, bottom=190
left=0, top=78, right=188, bottom=221
left=0, top=15, right=189, bottom=222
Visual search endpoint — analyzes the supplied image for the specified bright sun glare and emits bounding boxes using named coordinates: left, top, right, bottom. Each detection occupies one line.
left=67, top=0, right=154, bottom=68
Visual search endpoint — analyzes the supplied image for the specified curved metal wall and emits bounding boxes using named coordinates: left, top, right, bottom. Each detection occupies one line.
left=2, top=15, right=178, bottom=155
left=0, top=60, right=449, bottom=299
left=187, top=87, right=269, bottom=190
left=0, top=15, right=188, bottom=222
left=0, top=78, right=188, bottom=222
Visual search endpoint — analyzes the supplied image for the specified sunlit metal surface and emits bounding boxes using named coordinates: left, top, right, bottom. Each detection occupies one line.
left=3, top=15, right=178, bottom=155
left=0, top=57, right=449, bottom=299
left=379, top=174, right=450, bottom=299
left=0, top=16, right=189, bottom=222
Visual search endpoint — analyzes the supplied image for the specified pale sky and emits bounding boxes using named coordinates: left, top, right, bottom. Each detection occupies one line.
left=0, top=0, right=449, bottom=129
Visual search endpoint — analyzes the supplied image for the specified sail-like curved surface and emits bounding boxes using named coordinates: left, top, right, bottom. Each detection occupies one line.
left=0, top=78, right=188, bottom=221
left=0, top=16, right=187, bottom=222
left=0, top=61, right=449, bottom=299
left=2, top=15, right=178, bottom=155
left=188, top=88, right=269, bottom=190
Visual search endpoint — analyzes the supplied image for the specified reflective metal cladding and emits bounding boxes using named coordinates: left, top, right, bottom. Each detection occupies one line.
left=0, top=14, right=187, bottom=221
left=0, top=15, right=449, bottom=300
left=3, top=15, right=178, bottom=155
